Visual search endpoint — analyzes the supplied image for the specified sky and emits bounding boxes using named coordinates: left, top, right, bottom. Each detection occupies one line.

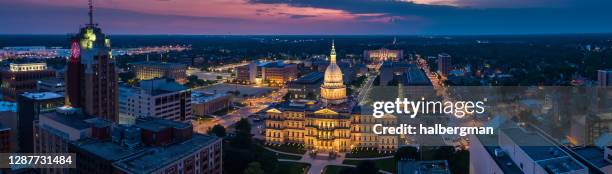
left=0, top=0, right=611, bottom=35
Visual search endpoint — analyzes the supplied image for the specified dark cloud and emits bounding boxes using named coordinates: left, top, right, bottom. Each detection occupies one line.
left=249, top=0, right=612, bottom=34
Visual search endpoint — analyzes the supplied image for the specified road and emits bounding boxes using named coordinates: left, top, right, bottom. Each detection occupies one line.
left=193, top=88, right=287, bottom=134
left=357, top=74, right=377, bottom=105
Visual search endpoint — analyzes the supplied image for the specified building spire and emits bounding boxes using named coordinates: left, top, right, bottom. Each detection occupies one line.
left=88, top=0, right=94, bottom=27
left=330, top=40, right=336, bottom=63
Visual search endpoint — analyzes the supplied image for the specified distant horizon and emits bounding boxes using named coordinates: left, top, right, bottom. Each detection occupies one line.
left=2, top=32, right=612, bottom=36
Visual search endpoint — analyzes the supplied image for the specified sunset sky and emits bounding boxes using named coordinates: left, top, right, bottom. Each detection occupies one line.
left=1, top=0, right=611, bottom=35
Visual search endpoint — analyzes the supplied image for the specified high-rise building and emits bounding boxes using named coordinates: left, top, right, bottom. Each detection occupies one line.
left=0, top=63, right=55, bottom=101
left=437, top=53, right=451, bottom=77
left=16, top=92, right=64, bottom=153
left=132, top=61, right=187, bottom=84
left=598, top=69, right=612, bottom=87
left=65, top=1, right=118, bottom=122
left=320, top=41, right=347, bottom=105
left=118, top=78, right=192, bottom=124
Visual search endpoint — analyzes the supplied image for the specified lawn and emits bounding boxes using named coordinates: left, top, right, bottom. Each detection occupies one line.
left=345, top=149, right=393, bottom=158
left=323, top=165, right=354, bottom=174
left=343, top=158, right=396, bottom=173
left=277, top=161, right=310, bottom=174
left=277, top=153, right=303, bottom=160
left=265, top=143, right=307, bottom=154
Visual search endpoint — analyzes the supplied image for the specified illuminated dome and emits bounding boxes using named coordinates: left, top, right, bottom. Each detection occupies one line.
left=320, top=41, right=347, bottom=105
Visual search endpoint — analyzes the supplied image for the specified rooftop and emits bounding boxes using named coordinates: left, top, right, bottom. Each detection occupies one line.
left=20, top=92, right=63, bottom=101
left=135, top=117, right=191, bottom=132
left=0, top=101, right=16, bottom=112
left=40, top=110, right=92, bottom=130
left=572, top=146, right=611, bottom=168
left=132, top=61, right=186, bottom=68
left=476, top=134, right=524, bottom=174
left=500, top=127, right=586, bottom=173
left=402, top=68, right=432, bottom=86
left=113, top=134, right=219, bottom=174
left=191, top=91, right=229, bottom=104
left=74, top=140, right=146, bottom=161
left=291, top=72, right=323, bottom=84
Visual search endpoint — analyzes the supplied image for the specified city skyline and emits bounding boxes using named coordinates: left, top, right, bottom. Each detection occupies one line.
left=1, top=0, right=612, bottom=35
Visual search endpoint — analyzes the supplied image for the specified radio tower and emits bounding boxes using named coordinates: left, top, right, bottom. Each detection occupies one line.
left=88, top=0, right=95, bottom=27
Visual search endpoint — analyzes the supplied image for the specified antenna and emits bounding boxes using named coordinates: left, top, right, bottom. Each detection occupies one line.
left=88, top=0, right=94, bottom=27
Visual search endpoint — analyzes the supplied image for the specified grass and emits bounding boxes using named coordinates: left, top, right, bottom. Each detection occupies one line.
left=256, top=142, right=303, bottom=160
left=343, top=158, right=397, bottom=173
left=265, top=143, right=307, bottom=155
left=277, top=161, right=310, bottom=174
left=345, top=149, right=392, bottom=158
left=277, top=153, right=303, bottom=160
left=323, top=165, right=354, bottom=174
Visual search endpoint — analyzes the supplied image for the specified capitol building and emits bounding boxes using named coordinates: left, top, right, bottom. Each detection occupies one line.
left=265, top=42, right=399, bottom=153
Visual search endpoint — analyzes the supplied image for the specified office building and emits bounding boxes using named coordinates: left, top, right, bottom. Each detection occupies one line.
left=1, top=63, right=55, bottom=101
left=133, top=61, right=187, bottom=84
left=35, top=107, right=222, bottom=174
left=261, top=61, right=298, bottom=86
left=34, top=107, right=105, bottom=174
left=37, top=78, right=65, bottom=94
left=570, top=113, right=612, bottom=146
left=119, top=78, right=192, bottom=124
left=364, top=48, right=403, bottom=62
left=191, top=91, right=231, bottom=117
left=0, top=124, right=9, bottom=153
left=65, top=7, right=118, bottom=122
left=70, top=117, right=222, bottom=174
left=287, top=72, right=324, bottom=99
left=17, top=92, right=64, bottom=153
left=598, top=69, right=612, bottom=87
left=378, top=61, right=415, bottom=86
left=0, top=101, right=17, bottom=153
left=235, top=61, right=257, bottom=84
left=437, top=53, right=451, bottom=77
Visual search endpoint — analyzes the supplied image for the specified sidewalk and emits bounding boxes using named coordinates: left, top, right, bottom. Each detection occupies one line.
left=265, top=147, right=392, bottom=174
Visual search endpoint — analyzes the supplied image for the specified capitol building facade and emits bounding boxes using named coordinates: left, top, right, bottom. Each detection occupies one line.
left=264, top=42, right=399, bottom=153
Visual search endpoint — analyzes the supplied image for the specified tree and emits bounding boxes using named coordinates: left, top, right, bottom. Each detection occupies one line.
left=232, top=118, right=252, bottom=148
left=235, top=118, right=251, bottom=133
left=394, top=146, right=419, bottom=161
left=355, top=160, right=378, bottom=174
left=449, top=149, right=469, bottom=174
left=209, top=124, right=226, bottom=137
left=433, top=146, right=455, bottom=160
left=244, top=162, right=265, bottom=174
